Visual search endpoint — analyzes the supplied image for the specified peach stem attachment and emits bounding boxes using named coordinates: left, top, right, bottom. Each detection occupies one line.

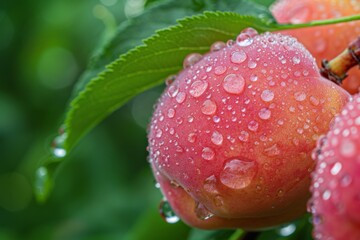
left=321, top=36, right=360, bottom=85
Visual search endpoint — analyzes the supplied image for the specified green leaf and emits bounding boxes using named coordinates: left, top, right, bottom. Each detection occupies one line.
left=72, top=0, right=274, bottom=98
left=64, top=11, right=278, bottom=151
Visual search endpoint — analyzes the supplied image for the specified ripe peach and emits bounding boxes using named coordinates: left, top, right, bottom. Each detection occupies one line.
left=310, top=94, right=360, bottom=240
left=271, top=0, right=360, bottom=94
left=147, top=29, right=349, bottom=230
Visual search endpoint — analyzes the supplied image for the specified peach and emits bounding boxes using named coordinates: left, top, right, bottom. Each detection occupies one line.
left=271, top=0, right=360, bottom=94
left=147, top=29, right=349, bottom=229
left=310, top=94, right=360, bottom=240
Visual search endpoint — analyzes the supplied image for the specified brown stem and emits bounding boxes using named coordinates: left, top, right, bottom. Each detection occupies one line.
left=320, top=37, right=360, bottom=85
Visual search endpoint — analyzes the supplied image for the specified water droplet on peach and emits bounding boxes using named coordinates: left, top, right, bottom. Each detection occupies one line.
left=202, top=147, right=215, bottom=160
left=167, top=108, right=175, bottom=118
left=239, top=130, right=249, bottom=142
left=294, top=92, right=306, bottom=101
left=203, top=175, right=218, bottom=194
left=248, top=120, right=259, bottom=132
left=292, top=56, right=300, bottom=64
left=183, top=53, right=202, bottom=68
left=223, top=74, right=245, bottom=94
left=211, top=131, right=223, bottom=146
left=188, top=132, right=196, bottom=143
left=340, top=139, right=356, bottom=157
left=261, top=89, right=274, bottom=102
left=201, top=99, right=217, bottom=115
left=258, top=108, right=271, bottom=120
left=195, top=202, right=214, bottom=220
left=220, top=158, right=257, bottom=189
left=214, top=65, right=226, bottom=75
left=230, top=50, right=247, bottom=63
left=155, top=129, right=163, bottom=138
left=176, top=92, right=186, bottom=103
left=210, top=41, right=226, bottom=52
left=248, top=60, right=257, bottom=69
left=264, top=144, right=280, bottom=156
left=189, top=80, right=208, bottom=97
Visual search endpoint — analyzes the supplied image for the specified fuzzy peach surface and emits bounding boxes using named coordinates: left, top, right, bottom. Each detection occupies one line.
left=148, top=31, right=349, bottom=229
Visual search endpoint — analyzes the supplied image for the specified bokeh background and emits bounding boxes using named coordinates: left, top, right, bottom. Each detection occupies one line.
left=1, top=0, right=310, bottom=239
left=0, top=0, right=193, bottom=239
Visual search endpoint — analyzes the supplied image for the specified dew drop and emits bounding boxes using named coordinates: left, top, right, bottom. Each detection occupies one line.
left=220, top=158, right=257, bottom=189
left=340, top=139, right=356, bottom=157
left=223, top=74, right=245, bottom=94
left=248, top=120, right=259, bottom=132
left=248, top=60, right=257, bottom=69
left=183, top=53, right=202, bottom=68
left=292, top=56, right=300, bottom=64
left=211, top=131, right=223, bottom=145
left=155, top=129, right=163, bottom=138
left=330, top=162, right=342, bottom=175
left=195, top=202, right=214, bottom=220
left=175, top=146, right=184, bottom=153
left=203, top=175, right=218, bottom=194
left=240, top=27, right=258, bottom=37
left=340, top=174, right=352, bottom=187
left=51, top=132, right=67, bottom=158
left=261, top=89, right=274, bottom=102
left=214, top=195, right=224, bottom=207
left=278, top=224, right=296, bottom=237
left=176, top=92, right=186, bottom=103
left=322, top=190, right=331, bottom=201
left=213, top=116, right=221, bottom=123
left=236, top=30, right=255, bottom=47
left=167, top=85, right=179, bottom=98
left=201, top=99, right=217, bottom=115
left=202, top=147, right=215, bottom=160
left=214, top=66, right=227, bottom=75
left=165, top=75, right=176, bottom=85
left=250, top=74, right=258, bottom=82
left=189, top=80, right=208, bottom=98
left=230, top=50, right=247, bottom=64
left=159, top=199, right=180, bottom=223
left=355, top=116, right=360, bottom=125
left=294, top=92, right=306, bottom=101
left=239, top=130, right=249, bottom=142
left=264, top=144, right=280, bottom=156
left=167, top=108, right=175, bottom=118
left=310, top=96, right=319, bottom=106
left=258, top=108, right=271, bottom=120
left=187, top=132, right=197, bottom=143
left=35, top=166, right=51, bottom=200
left=210, top=41, right=226, bottom=52
left=226, top=39, right=234, bottom=47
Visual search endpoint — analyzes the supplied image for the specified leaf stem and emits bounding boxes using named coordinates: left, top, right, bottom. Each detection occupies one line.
left=275, top=14, right=360, bottom=31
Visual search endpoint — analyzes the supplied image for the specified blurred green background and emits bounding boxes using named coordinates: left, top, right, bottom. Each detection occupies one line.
left=0, top=0, right=312, bottom=239
left=0, top=0, right=193, bottom=239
